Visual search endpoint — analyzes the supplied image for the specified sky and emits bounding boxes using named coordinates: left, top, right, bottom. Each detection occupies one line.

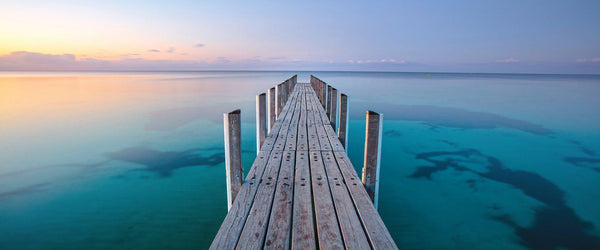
left=1, top=0, right=599, bottom=73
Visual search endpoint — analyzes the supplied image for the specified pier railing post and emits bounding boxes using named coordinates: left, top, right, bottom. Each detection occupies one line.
left=338, top=93, right=349, bottom=150
left=224, top=109, right=243, bottom=211
left=276, top=83, right=283, bottom=117
left=268, top=87, right=276, bottom=132
left=326, top=85, right=332, bottom=117
left=321, top=81, right=327, bottom=107
left=283, top=81, right=288, bottom=105
left=330, top=88, right=338, bottom=129
left=362, top=110, right=383, bottom=209
left=256, top=93, right=267, bottom=153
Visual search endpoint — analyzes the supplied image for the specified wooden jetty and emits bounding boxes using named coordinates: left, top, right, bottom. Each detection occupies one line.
left=212, top=75, right=397, bottom=249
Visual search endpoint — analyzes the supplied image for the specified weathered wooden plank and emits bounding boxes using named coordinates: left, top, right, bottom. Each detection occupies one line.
left=264, top=150, right=295, bottom=249
left=273, top=92, right=299, bottom=151
left=284, top=94, right=302, bottom=151
left=306, top=93, right=321, bottom=151
left=210, top=150, right=271, bottom=249
left=308, top=99, right=333, bottom=151
left=292, top=150, right=316, bottom=249
left=297, top=92, right=308, bottom=151
left=324, top=125, right=345, bottom=152
left=309, top=150, right=344, bottom=249
left=261, top=92, right=296, bottom=152
left=224, top=109, right=243, bottom=210
left=321, top=151, right=371, bottom=249
left=237, top=150, right=284, bottom=249
left=333, top=151, right=398, bottom=249
left=309, top=92, right=331, bottom=124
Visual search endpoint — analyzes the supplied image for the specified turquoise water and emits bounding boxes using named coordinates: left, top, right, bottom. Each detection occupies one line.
left=1, top=71, right=599, bottom=249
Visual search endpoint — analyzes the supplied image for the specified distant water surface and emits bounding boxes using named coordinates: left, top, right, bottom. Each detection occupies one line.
left=1, top=71, right=599, bottom=249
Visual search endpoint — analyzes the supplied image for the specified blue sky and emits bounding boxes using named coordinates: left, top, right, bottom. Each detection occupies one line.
left=1, top=0, right=599, bottom=73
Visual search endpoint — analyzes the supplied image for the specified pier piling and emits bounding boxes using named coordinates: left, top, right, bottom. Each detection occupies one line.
left=268, top=87, right=276, bottom=132
left=223, top=109, right=243, bottom=211
left=256, top=93, right=267, bottom=153
left=362, top=110, right=383, bottom=208
left=338, top=93, right=349, bottom=150
left=330, top=87, right=338, bottom=130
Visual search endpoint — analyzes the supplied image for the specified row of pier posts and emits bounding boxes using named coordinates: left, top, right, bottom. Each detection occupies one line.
left=223, top=75, right=383, bottom=210
left=310, top=75, right=383, bottom=207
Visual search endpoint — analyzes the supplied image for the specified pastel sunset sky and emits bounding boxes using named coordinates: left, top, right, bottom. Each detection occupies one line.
left=1, top=0, right=599, bottom=73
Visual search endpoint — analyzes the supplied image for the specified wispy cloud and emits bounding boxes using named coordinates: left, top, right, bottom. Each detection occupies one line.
left=121, top=53, right=141, bottom=58
left=495, top=58, right=520, bottom=63
left=147, top=49, right=160, bottom=53
left=194, top=43, right=205, bottom=48
left=167, top=47, right=175, bottom=53
left=2, top=51, right=599, bottom=74
left=576, top=57, right=600, bottom=63
left=347, top=59, right=406, bottom=64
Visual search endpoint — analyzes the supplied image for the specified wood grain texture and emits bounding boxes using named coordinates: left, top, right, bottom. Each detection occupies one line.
left=338, top=93, right=349, bottom=150
left=322, top=151, right=371, bottom=249
left=264, top=150, right=295, bottom=249
left=224, top=109, right=243, bottom=210
left=256, top=93, right=267, bottom=153
left=292, top=150, right=316, bottom=249
left=362, top=110, right=382, bottom=205
left=334, top=151, right=398, bottom=249
left=309, top=150, right=344, bottom=249
left=212, top=80, right=397, bottom=249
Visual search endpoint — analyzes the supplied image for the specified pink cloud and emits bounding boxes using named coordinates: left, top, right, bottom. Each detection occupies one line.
left=576, top=58, right=600, bottom=63
left=495, top=58, right=520, bottom=63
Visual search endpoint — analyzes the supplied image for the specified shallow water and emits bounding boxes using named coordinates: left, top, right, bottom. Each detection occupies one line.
left=1, top=71, right=599, bottom=249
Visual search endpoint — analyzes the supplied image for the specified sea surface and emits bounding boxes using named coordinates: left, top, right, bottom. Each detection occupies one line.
left=1, top=71, right=599, bottom=249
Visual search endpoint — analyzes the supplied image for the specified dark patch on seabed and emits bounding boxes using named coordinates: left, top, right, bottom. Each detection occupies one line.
left=564, top=157, right=600, bottom=173
left=409, top=148, right=600, bottom=249
left=569, top=140, right=597, bottom=156
left=0, top=183, right=50, bottom=201
left=383, top=130, right=403, bottom=137
left=105, top=147, right=224, bottom=177
left=352, top=102, right=553, bottom=135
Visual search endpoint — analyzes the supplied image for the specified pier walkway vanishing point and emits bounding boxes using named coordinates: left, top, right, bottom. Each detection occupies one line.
left=211, top=76, right=397, bottom=249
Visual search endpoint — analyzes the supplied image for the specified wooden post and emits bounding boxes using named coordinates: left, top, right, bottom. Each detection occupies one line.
left=268, top=87, right=276, bottom=132
left=284, top=80, right=289, bottom=104
left=321, top=81, right=327, bottom=107
left=362, top=110, right=383, bottom=209
left=224, top=109, right=243, bottom=211
left=281, top=81, right=287, bottom=106
left=338, top=93, right=349, bottom=150
left=256, top=93, right=266, bottom=153
left=326, top=85, right=332, bottom=116
left=330, top=88, right=338, bottom=130
left=276, top=84, right=283, bottom=117
left=292, top=75, right=297, bottom=90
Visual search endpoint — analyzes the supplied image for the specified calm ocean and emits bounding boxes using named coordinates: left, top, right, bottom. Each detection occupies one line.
left=1, top=71, right=599, bottom=249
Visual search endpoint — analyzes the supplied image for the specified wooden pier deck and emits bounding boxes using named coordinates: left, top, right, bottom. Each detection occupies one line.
left=211, top=82, right=397, bottom=249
